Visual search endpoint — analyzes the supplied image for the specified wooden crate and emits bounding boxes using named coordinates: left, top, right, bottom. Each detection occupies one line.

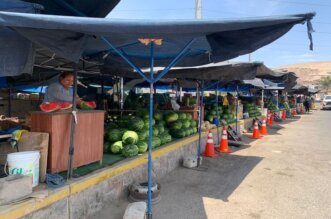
left=31, top=110, right=104, bottom=173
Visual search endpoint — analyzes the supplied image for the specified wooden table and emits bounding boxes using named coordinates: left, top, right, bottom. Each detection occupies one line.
left=31, top=110, right=104, bottom=173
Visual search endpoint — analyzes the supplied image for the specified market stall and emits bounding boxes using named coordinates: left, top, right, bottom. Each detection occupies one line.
left=0, top=6, right=315, bottom=218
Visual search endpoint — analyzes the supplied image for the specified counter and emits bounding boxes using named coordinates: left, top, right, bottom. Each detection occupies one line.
left=31, top=110, right=105, bottom=173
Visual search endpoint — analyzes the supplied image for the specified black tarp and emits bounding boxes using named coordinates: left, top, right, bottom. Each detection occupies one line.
left=0, top=11, right=315, bottom=76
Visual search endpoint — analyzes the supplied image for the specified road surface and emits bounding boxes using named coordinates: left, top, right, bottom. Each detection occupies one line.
left=94, top=111, right=331, bottom=219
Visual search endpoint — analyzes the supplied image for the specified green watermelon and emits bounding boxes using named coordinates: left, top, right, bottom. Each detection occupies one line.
left=153, top=112, right=163, bottom=121
left=137, top=130, right=148, bottom=141
left=170, top=129, right=185, bottom=138
left=110, top=141, right=123, bottom=154
left=107, top=129, right=123, bottom=142
left=156, top=120, right=166, bottom=126
left=122, top=131, right=139, bottom=144
left=129, top=117, right=144, bottom=131
left=157, top=125, right=165, bottom=134
left=186, top=113, right=192, bottom=120
left=165, top=112, right=178, bottom=123
left=185, top=129, right=191, bottom=136
left=143, top=118, right=156, bottom=129
left=171, top=121, right=182, bottom=130
left=182, top=120, right=191, bottom=128
left=122, top=144, right=139, bottom=157
left=152, top=127, right=159, bottom=136
left=190, top=120, right=197, bottom=128
left=152, top=137, right=162, bottom=148
left=178, top=112, right=187, bottom=120
left=137, top=141, right=148, bottom=153
left=103, top=142, right=110, bottom=153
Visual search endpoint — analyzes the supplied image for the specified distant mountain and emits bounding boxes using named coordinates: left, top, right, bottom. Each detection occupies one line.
left=273, top=61, right=331, bottom=85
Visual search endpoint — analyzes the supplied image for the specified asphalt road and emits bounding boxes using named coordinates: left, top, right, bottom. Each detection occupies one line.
left=94, top=111, right=331, bottom=219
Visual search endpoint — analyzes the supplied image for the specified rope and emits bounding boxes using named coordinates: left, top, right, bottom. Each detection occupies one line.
left=45, top=174, right=65, bottom=189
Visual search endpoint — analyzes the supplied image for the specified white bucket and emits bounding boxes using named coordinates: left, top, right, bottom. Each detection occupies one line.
left=7, top=151, right=40, bottom=187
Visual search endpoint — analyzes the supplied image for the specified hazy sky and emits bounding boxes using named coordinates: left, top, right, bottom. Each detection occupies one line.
left=107, top=0, right=330, bottom=67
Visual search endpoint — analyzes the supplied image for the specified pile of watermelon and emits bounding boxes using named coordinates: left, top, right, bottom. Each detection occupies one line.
left=103, top=110, right=198, bottom=158
left=244, top=103, right=262, bottom=118
left=265, top=99, right=278, bottom=113
left=204, top=104, right=237, bottom=124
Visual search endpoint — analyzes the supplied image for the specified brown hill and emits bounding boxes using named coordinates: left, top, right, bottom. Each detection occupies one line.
left=274, top=61, right=331, bottom=85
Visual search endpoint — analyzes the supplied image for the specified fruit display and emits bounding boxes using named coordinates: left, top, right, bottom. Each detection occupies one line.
left=103, top=110, right=198, bottom=158
left=204, top=104, right=236, bottom=124
left=265, top=99, right=279, bottom=113
left=244, top=103, right=261, bottom=118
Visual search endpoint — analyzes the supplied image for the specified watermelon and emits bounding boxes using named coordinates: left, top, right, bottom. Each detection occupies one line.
left=107, top=129, right=123, bottom=142
left=190, top=120, right=197, bottom=128
left=122, top=131, right=139, bottom=144
left=157, top=125, right=165, bottom=134
left=57, top=102, right=72, bottom=110
left=151, top=137, right=161, bottom=148
left=137, top=130, right=148, bottom=141
left=156, top=120, right=166, bottom=126
left=137, top=141, right=148, bottom=153
left=103, top=142, right=110, bottom=153
left=184, top=129, right=191, bottom=136
left=40, top=102, right=60, bottom=112
left=122, top=144, right=139, bottom=157
left=80, top=101, right=96, bottom=110
left=110, top=141, right=123, bottom=154
left=129, top=117, right=144, bottom=131
left=160, top=134, right=172, bottom=145
left=153, top=112, right=163, bottom=121
left=152, top=127, right=159, bottom=136
left=165, top=112, right=178, bottom=123
left=178, top=112, right=187, bottom=120
left=170, top=129, right=185, bottom=138
left=171, top=121, right=182, bottom=130
left=182, top=120, right=191, bottom=128
left=143, top=118, right=156, bottom=129
left=186, top=113, right=192, bottom=120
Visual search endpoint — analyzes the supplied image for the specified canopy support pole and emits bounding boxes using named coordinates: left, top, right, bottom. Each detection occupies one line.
left=67, top=64, right=78, bottom=179
left=146, top=42, right=154, bottom=219
left=236, top=84, right=239, bottom=133
left=120, top=77, right=124, bottom=110
left=261, top=89, right=264, bottom=116
left=7, top=87, right=12, bottom=117
left=197, top=80, right=204, bottom=167
left=101, top=36, right=195, bottom=219
left=215, top=83, right=220, bottom=146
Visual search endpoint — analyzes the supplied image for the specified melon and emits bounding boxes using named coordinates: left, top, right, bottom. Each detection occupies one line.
left=40, top=102, right=60, bottom=112
left=57, top=102, right=72, bottom=110
left=80, top=101, right=96, bottom=110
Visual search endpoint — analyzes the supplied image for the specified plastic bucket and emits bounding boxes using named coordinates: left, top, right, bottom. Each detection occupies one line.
left=7, top=151, right=40, bottom=187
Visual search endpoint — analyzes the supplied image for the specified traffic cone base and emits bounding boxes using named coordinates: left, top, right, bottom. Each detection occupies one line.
left=217, top=128, right=231, bottom=153
left=203, top=131, right=218, bottom=157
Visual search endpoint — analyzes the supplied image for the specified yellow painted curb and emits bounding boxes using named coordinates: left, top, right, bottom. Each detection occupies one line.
left=0, top=133, right=205, bottom=219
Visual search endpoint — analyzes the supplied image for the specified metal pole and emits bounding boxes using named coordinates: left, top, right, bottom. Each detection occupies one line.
left=67, top=65, right=78, bottom=179
left=197, top=81, right=204, bottom=167
left=146, top=42, right=154, bottom=219
left=261, top=89, right=266, bottom=116
left=8, top=88, right=12, bottom=117
left=120, top=77, right=124, bottom=110
left=179, top=87, right=183, bottom=103
left=215, top=83, right=220, bottom=145
left=195, top=0, right=202, bottom=19
left=236, top=85, right=239, bottom=133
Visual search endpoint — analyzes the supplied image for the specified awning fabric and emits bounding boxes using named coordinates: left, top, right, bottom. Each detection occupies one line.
left=0, top=11, right=315, bottom=77
left=23, top=0, right=120, bottom=17
left=103, top=62, right=272, bottom=82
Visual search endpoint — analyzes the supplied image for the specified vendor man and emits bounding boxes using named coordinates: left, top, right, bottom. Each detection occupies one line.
left=44, top=71, right=81, bottom=104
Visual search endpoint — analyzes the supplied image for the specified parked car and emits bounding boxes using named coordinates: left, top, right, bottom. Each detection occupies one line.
left=321, top=95, right=331, bottom=110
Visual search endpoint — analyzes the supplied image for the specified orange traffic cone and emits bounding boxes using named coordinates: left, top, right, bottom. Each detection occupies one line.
left=203, top=131, right=218, bottom=157
left=217, top=127, right=231, bottom=153
left=260, top=117, right=268, bottom=135
left=252, top=121, right=261, bottom=139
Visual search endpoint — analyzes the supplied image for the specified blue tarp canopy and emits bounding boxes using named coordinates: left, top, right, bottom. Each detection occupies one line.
left=0, top=11, right=315, bottom=77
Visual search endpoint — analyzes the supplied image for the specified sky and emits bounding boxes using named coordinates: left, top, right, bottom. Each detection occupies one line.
left=107, top=0, right=331, bottom=68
